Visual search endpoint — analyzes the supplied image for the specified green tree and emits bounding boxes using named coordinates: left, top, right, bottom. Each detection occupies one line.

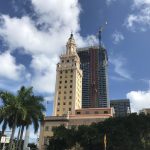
left=69, top=143, right=83, bottom=150
left=17, top=86, right=45, bottom=150
left=0, top=86, right=45, bottom=150
left=0, top=91, right=23, bottom=150
left=48, top=114, right=150, bottom=150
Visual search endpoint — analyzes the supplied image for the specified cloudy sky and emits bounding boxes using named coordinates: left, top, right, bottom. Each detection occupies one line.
left=0, top=0, right=150, bottom=116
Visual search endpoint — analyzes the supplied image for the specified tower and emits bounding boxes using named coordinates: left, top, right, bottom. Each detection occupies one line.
left=77, top=46, right=109, bottom=108
left=53, top=34, right=83, bottom=116
left=77, top=24, right=109, bottom=108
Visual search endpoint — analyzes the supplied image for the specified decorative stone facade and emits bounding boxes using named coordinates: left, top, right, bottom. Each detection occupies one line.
left=39, top=108, right=114, bottom=150
left=39, top=34, right=113, bottom=150
left=53, top=34, right=82, bottom=116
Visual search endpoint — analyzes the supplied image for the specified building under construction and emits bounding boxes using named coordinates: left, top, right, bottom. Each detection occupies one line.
left=77, top=45, right=109, bottom=108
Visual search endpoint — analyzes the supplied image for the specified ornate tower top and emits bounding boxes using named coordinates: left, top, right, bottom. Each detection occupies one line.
left=53, top=33, right=82, bottom=116
left=66, top=33, right=77, bottom=55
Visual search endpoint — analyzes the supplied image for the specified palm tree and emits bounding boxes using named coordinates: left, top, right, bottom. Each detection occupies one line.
left=17, top=87, right=45, bottom=150
left=0, top=104, right=15, bottom=149
left=0, top=86, right=46, bottom=150
left=0, top=90, right=27, bottom=150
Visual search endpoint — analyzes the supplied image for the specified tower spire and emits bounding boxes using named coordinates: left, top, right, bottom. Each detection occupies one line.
left=66, top=33, right=77, bottom=55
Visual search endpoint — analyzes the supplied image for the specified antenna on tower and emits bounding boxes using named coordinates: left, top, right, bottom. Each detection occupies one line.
left=71, top=29, right=73, bottom=37
left=98, top=21, right=107, bottom=46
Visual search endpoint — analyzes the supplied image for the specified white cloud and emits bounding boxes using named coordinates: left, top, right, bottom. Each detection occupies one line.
left=133, top=0, right=150, bottom=7
left=127, top=90, right=150, bottom=112
left=112, top=31, right=124, bottom=44
left=106, top=0, right=117, bottom=5
left=0, top=51, right=25, bottom=80
left=85, top=35, right=98, bottom=46
left=44, top=96, right=54, bottom=102
left=31, top=0, right=81, bottom=32
left=0, top=0, right=96, bottom=95
left=125, top=0, right=150, bottom=31
left=126, top=10, right=150, bottom=30
left=0, top=0, right=98, bottom=96
left=110, top=76, right=126, bottom=81
left=0, top=15, right=66, bottom=56
left=110, top=55, right=132, bottom=80
left=125, top=15, right=137, bottom=29
left=30, top=54, right=58, bottom=94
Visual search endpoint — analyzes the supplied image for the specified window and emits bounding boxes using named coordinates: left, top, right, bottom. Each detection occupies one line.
left=59, top=91, right=61, bottom=94
left=64, top=86, right=67, bottom=88
left=69, top=102, right=72, bottom=105
left=76, top=111, right=81, bottom=114
left=85, top=111, right=89, bottom=114
left=67, top=60, right=69, bottom=62
left=104, top=111, right=108, bottom=114
left=59, top=86, right=61, bottom=89
left=70, top=91, right=72, bottom=93
left=70, top=80, right=72, bottom=83
left=65, top=70, right=68, bottom=73
left=45, top=126, right=49, bottom=131
left=64, top=91, right=66, bottom=94
left=59, top=81, right=62, bottom=84
left=62, top=60, right=64, bottom=63
left=95, top=111, right=99, bottom=114
left=71, top=70, right=73, bottom=73
left=64, top=96, right=66, bottom=99
left=60, top=71, right=62, bottom=74
left=60, top=76, right=62, bottom=79
left=65, top=80, right=67, bottom=83
left=69, top=96, right=72, bottom=99
left=70, top=85, right=72, bottom=88
left=70, top=75, right=73, bottom=78
left=58, top=102, right=60, bottom=105
left=69, top=108, right=71, bottom=111
left=63, top=102, right=66, bottom=105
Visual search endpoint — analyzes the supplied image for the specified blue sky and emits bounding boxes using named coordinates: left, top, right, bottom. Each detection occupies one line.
left=0, top=0, right=150, bottom=115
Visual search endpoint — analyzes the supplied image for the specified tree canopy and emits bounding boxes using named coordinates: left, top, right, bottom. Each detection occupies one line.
left=47, top=113, right=150, bottom=150
left=0, top=86, right=45, bottom=150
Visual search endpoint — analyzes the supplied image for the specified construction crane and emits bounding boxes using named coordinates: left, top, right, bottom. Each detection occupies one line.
left=98, top=21, right=107, bottom=46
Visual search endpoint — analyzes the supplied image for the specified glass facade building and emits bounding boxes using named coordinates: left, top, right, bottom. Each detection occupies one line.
left=77, top=46, right=109, bottom=108
left=110, top=99, right=131, bottom=117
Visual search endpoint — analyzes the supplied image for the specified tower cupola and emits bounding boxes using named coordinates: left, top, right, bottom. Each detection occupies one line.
left=66, top=33, right=77, bottom=55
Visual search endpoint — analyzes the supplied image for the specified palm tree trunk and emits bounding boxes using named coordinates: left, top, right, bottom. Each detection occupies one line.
left=1, top=129, right=5, bottom=136
left=0, top=120, right=8, bottom=149
left=23, top=126, right=30, bottom=150
left=0, top=119, right=7, bottom=147
left=18, top=125, right=25, bottom=150
left=0, top=129, right=5, bottom=148
left=16, top=127, right=21, bottom=150
left=8, top=116, right=17, bottom=150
